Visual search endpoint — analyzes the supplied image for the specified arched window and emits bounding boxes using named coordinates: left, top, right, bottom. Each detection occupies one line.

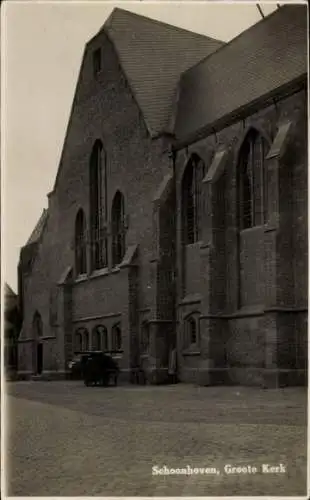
left=183, top=314, right=199, bottom=349
left=112, top=323, right=122, bottom=351
left=112, top=191, right=126, bottom=267
left=141, top=321, right=150, bottom=354
left=92, top=325, right=108, bottom=351
left=33, top=311, right=43, bottom=339
left=83, top=329, right=89, bottom=351
left=182, top=154, right=205, bottom=244
left=238, top=129, right=267, bottom=230
left=75, top=209, right=87, bottom=275
left=190, top=318, right=197, bottom=344
left=90, top=140, right=108, bottom=270
left=75, top=330, right=83, bottom=351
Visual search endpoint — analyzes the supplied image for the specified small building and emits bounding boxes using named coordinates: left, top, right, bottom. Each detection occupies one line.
left=4, top=283, right=21, bottom=376
left=17, top=6, right=307, bottom=386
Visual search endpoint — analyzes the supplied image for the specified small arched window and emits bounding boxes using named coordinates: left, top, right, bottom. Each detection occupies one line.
left=112, top=323, right=122, bottom=351
left=112, top=191, right=126, bottom=267
left=75, top=209, right=87, bottom=276
left=84, top=330, right=89, bottom=351
left=189, top=317, right=197, bottom=344
left=238, top=129, right=268, bottom=230
left=182, top=154, right=205, bottom=244
left=75, top=330, right=83, bottom=351
left=90, top=140, right=108, bottom=270
left=141, top=321, right=150, bottom=354
left=183, top=314, right=199, bottom=350
left=33, top=311, right=43, bottom=339
left=92, top=325, right=108, bottom=351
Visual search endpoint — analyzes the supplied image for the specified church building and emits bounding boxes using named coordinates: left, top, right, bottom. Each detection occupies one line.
left=17, top=5, right=308, bottom=386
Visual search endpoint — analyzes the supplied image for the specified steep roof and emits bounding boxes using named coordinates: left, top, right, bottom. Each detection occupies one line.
left=175, top=5, right=307, bottom=144
left=102, top=8, right=224, bottom=136
left=5, top=283, right=17, bottom=298
left=5, top=283, right=18, bottom=313
left=26, top=208, right=48, bottom=246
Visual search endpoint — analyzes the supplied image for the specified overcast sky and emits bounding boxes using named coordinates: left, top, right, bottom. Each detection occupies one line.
left=2, top=1, right=299, bottom=292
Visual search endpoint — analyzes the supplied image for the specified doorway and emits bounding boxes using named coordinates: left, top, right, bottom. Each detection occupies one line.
left=37, top=342, right=43, bottom=375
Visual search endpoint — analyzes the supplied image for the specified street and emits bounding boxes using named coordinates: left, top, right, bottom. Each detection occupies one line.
left=5, top=381, right=307, bottom=496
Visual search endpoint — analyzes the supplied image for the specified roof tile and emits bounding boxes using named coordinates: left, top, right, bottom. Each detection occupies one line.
left=175, top=5, right=307, bottom=143
left=103, top=8, right=224, bottom=136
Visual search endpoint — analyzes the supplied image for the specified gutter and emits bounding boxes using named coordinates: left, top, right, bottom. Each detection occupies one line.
left=174, top=74, right=307, bottom=151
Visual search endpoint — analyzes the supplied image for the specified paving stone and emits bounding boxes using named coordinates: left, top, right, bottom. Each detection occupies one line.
left=5, top=382, right=307, bottom=496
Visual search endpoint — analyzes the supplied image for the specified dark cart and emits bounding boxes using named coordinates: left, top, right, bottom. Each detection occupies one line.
left=68, top=352, right=95, bottom=380
left=83, top=351, right=120, bottom=387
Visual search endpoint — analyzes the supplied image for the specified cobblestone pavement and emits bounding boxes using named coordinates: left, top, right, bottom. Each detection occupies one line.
left=5, top=382, right=307, bottom=497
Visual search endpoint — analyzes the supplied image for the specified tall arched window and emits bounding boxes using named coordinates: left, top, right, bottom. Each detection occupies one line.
left=238, top=129, right=267, bottom=230
left=112, top=191, right=126, bottom=267
left=90, top=140, right=108, bottom=270
left=75, top=209, right=87, bottom=275
left=182, top=154, right=205, bottom=244
left=92, top=325, right=108, bottom=351
left=112, top=323, right=122, bottom=351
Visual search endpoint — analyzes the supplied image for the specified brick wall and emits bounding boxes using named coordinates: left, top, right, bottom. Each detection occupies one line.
left=18, top=28, right=307, bottom=386
left=175, top=88, right=307, bottom=385
left=18, top=31, right=171, bottom=376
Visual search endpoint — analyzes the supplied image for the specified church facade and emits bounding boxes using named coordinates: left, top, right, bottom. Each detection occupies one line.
left=18, top=5, right=308, bottom=386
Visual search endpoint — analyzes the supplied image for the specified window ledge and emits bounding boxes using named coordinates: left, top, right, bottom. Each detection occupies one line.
left=240, top=225, right=264, bottom=234
left=140, top=353, right=149, bottom=359
left=74, top=273, right=88, bottom=283
left=185, top=240, right=203, bottom=248
left=112, top=353, right=123, bottom=360
left=264, top=223, right=278, bottom=233
left=235, top=304, right=264, bottom=317
left=89, top=268, right=109, bottom=279
left=182, top=349, right=201, bottom=357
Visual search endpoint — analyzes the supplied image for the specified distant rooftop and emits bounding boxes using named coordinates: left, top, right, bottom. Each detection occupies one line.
left=26, top=209, right=49, bottom=246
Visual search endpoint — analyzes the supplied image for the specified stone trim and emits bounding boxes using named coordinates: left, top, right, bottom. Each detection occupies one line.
left=87, top=268, right=109, bottom=280
left=265, top=307, right=307, bottom=313
left=148, top=319, right=174, bottom=325
left=74, top=273, right=88, bottom=283
left=111, top=267, right=121, bottom=274
left=72, top=312, right=122, bottom=323
left=201, top=306, right=307, bottom=320
left=57, top=266, right=73, bottom=286
left=203, top=148, right=227, bottom=184
left=152, top=172, right=173, bottom=206
left=182, top=350, right=201, bottom=357
left=264, top=224, right=278, bottom=233
left=119, top=244, right=138, bottom=268
left=73, top=264, right=124, bottom=284
left=266, top=121, right=292, bottom=160
left=179, top=293, right=202, bottom=306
